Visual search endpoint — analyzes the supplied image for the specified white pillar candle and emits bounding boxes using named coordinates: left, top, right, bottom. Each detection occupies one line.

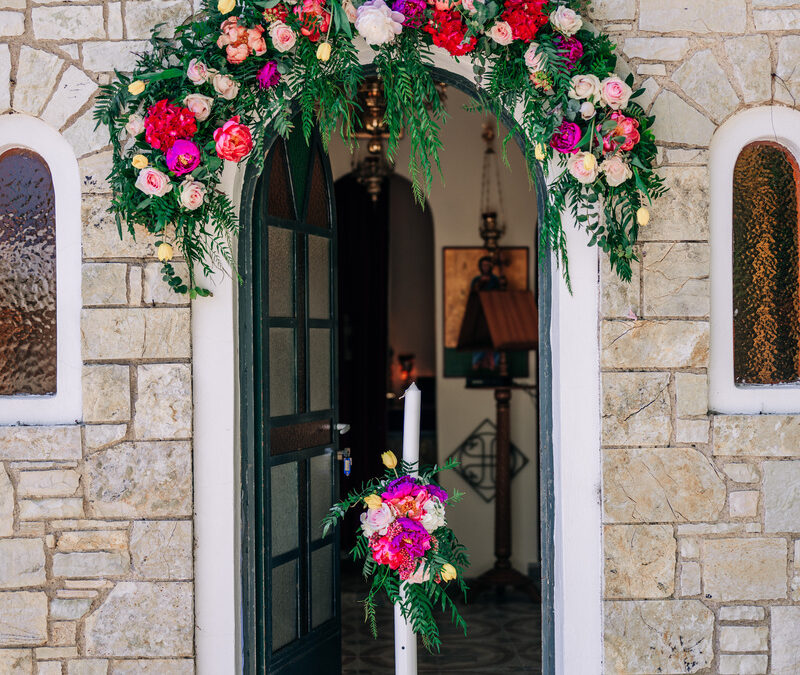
left=395, top=381, right=421, bottom=675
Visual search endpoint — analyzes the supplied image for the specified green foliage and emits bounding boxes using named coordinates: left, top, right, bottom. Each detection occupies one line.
left=95, top=0, right=667, bottom=295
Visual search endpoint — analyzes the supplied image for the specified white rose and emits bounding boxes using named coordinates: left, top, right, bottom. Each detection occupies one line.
left=179, top=178, right=207, bottom=210
left=183, top=93, right=214, bottom=122
left=568, top=74, right=601, bottom=101
left=126, top=114, right=144, bottom=137
left=212, top=72, right=240, bottom=100
left=567, top=152, right=599, bottom=185
left=360, top=503, right=395, bottom=537
left=580, top=101, right=596, bottom=120
left=600, top=155, right=632, bottom=187
left=550, top=6, right=582, bottom=36
left=420, top=497, right=446, bottom=533
left=488, top=21, right=513, bottom=46
left=524, top=42, right=547, bottom=72
left=134, top=167, right=173, bottom=197
left=355, top=0, right=404, bottom=46
left=187, top=58, right=210, bottom=85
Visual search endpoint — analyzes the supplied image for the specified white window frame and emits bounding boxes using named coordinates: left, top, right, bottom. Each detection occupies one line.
left=0, top=114, right=82, bottom=425
left=710, top=106, right=800, bottom=414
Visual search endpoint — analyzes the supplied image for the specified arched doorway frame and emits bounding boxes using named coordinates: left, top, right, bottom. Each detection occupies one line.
left=192, top=47, right=602, bottom=675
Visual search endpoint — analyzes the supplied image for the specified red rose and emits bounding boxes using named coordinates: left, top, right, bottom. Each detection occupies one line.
left=143, top=99, right=198, bottom=151
left=424, top=9, right=476, bottom=56
left=501, top=0, right=547, bottom=42
left=213, top=116, right=253, bottom=162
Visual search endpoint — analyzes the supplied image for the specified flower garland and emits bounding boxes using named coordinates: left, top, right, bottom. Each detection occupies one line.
left=321, top=452, right=469, bottom=651
left=94, top=0, right=665, bottom=296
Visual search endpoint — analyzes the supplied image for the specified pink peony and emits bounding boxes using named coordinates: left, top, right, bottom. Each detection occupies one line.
left=213, top=116, right=253, bottom=162
left=134, top=167, right=173, bottom=196
left=165, top=139, right=201, bottom=176
left=247, top=26, right=267, bottom=55
left=549, top=120, right=581, bottom=154
left=599, top=111, right=640, bottom=152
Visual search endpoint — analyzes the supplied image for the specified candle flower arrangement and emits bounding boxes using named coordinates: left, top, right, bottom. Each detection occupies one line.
left=322, top=451, right=469, bottom=652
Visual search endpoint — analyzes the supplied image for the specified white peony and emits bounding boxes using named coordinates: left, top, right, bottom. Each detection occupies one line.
left=355, top=0, right=404, bottom=46
left=549, top=6, right=582, bottom=36
left=420, top=497, right=446, bottom=533
left=360, top=503, right=395, bottom=537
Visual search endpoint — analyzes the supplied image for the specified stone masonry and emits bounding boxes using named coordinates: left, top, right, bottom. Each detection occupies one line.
left=595, top=1, right=800, bottom=673
left=1, top=0, right=195, bottom=671
left=4, top=0, right=800, bottom=672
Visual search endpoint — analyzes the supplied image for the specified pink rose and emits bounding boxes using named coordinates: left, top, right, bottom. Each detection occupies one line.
left=600, top=155, right=632, bottom=187
left=125, top=114, right=144, bottom=137
left=360, top=503, right=395, bottom=537
left=524, top=42, right=546, bottom=72
left=179, top=178, right=207, bottom=210
left=404, top=563, right=432, bottom=584
left=567, top=152, right=599, bottom=185
left=270, top=21, right=297, bottom=52
left=187, top=59, right=209, bottom=85
left=213, top=115, right=254, bottom=162
left=134, top=167, right=173, bottom=196
left=212, top=72, right=240, bottom=100
left=600, top=76, right=632, bottom=110
left=488, top=20, right=513, bottom=45
left=183, top=93, right=214, bottom=122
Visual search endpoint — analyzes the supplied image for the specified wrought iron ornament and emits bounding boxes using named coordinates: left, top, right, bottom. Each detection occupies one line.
left=447, top=418, right=528, bottom=503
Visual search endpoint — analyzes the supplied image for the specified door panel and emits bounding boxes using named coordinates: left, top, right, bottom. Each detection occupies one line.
left=241, top=125, right=340, bottom=674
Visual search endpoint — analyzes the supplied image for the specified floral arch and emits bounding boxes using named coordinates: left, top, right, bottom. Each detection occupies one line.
left=95, top=0, right=664, bottom=296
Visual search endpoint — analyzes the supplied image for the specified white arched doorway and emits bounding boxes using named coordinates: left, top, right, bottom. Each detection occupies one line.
left=191, top=47, right=602, bottom=675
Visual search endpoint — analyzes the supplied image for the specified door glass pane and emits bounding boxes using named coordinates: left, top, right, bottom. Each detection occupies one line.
left=309, top=453, right=332, bottom=541
left=309, top=328, right=331, bottom=411
left=307, top=150, right=330, bottom=229
left=0, top=149, right=57, bottom=396
left=733, top=141, right=800, bottom=384
left=287, top=129, right=311, bottom=217
left=269, top=328, right=296, bottom=417
left=271, top=560, right=298, bottom=651
left=268, top=226, right=294, bottom=318
left=308, top=235, right=330, bottom=320
left=271, top=462, right=298, bottom=556
left=267, top=140, right=295, bottom=220
left=311, top=544, right=334, bottom=628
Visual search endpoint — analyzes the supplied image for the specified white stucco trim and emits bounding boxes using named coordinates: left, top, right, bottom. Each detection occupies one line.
left=0, top=114, right=82, bottom=425
left=193, top=48, right=602, bottom=675
left=710, top=106, right=800, bottom=414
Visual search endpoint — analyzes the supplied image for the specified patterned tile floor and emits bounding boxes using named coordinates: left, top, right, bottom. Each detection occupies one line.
left=341, top=573, right=542, bottom=674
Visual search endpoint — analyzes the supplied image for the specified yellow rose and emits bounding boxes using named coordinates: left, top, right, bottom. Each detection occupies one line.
left=316, top=42, right=332, bottom=62
left=381, top=451, right=397, bottom=469
left=218, top=0, right=235, bottom=13
left=128, top=80, right=146, bottom=96
left=534, top=143, right=546, bottom=161
left=363, top=494, right=382, bottom=510
left=636, top=206, right=650, bottom=227
left=157, top=242, right=174, bottom=262
left=440, top=563, right=457, bottom=582
left=131, top=154, right=148, bottom=169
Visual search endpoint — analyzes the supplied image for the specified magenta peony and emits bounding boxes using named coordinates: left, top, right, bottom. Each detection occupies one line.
left=256, top=61, right=281, bottom=89
left=392, top=0, right=425, bottom=27
left=165, top=139, right=201, bottom=176
left=549, top=120, right=582, bottom=154
left=556, top=36, right=583, bottom=70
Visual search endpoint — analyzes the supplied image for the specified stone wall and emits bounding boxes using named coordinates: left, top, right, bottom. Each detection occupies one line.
left=594, top=1, right=800, bottom=673
left=1, top=1, right=195, bottom=671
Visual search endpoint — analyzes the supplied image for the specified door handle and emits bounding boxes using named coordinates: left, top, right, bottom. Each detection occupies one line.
left=336, top=423, right=351, bottom=435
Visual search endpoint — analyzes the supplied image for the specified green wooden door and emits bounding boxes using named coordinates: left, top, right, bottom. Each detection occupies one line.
left=240, top=125, right=341, bottom=674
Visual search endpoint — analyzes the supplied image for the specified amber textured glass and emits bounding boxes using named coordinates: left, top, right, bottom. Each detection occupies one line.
left=306, top=148, right=330, bottom=229
left=733, top=142, right=800, bottom=384
left=267, top=140, right=295, bottom=220
left=0, top=149, right=57, bottom=395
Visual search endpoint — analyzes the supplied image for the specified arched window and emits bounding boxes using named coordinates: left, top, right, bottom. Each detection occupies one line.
left=711, top=107, right=800, bottom=413
left=732, top=142, right=800, bottom=385
left=0, top=115, right=81, bottom=424
left=0, top=149, right=58, bottom=395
